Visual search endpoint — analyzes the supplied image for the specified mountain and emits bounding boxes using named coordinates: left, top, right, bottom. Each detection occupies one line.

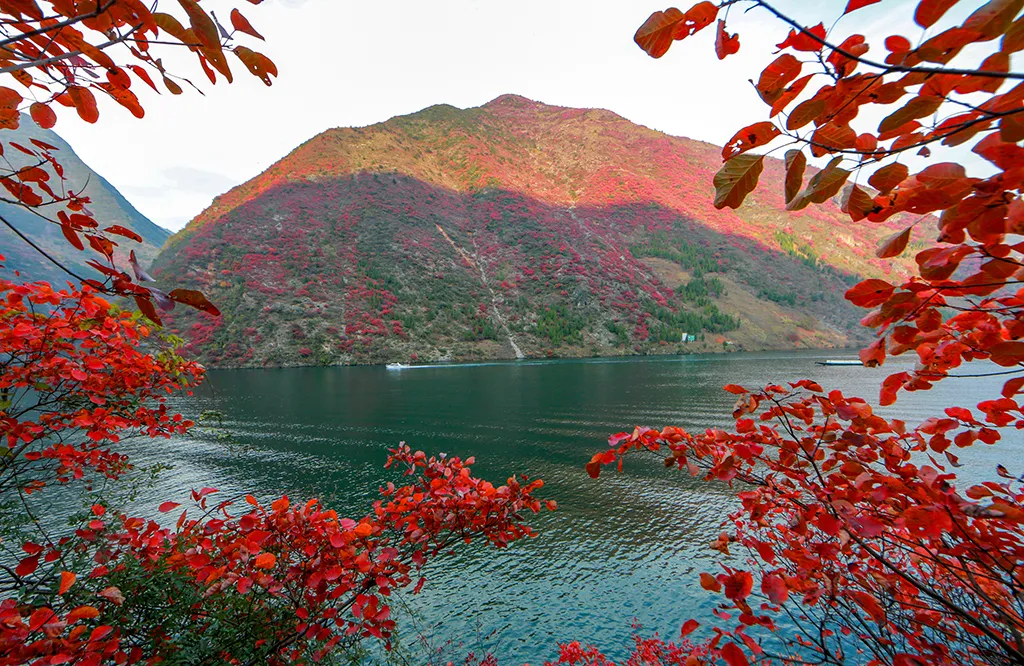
left=0, top=116, right=169, bottom=285
left=153, top=95, right=915, bottom=368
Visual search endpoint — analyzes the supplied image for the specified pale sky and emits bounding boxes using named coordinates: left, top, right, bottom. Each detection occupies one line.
left=45, top=0, right=977, bottom=232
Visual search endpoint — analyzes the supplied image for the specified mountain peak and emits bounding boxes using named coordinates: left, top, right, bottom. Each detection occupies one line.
left=483, top=94, right=543, bottom=109
left=481, top=95, right=627, bottom=125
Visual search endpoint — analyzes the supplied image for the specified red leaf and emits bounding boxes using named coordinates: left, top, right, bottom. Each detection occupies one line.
left=168, top=288, right=221, bottom=316
left=67, top=606, right=100, bottom=623
left=104, top=225, right=142, bottom=242
left=723, top=384, right=747, bottom=394
left=29, top=102, right=56, bottom=129
left=989, top=341, right=1024, bottom=367
left=840, top=184, right=875, bottom=222
left=681, top=619, right=699, bottom=636
left=876, top=226, right=912, bottom=258
left=852, top=590, right=887, bottom=623
left=761, top=574, right=789, bottom=605
left=1001, top=376, right=1024, bottom=398
left=714, top=19, right=740, bottom=60
left=846, top=279, right=895, bottom=308
left=915, top=0, right=958, bottom=27
left=756, top=54, right=802, bottom=104
left=129, top=65, right=159, bottom=92
left=98, top=586, right=125, bottom=606
left=59, top=215, right=85, bottom=251
left=776, top=23, right=826, bottom=52
left=827, top=34, right=869, bottom=77
left=721, top=570, right=753, bottom=600
left=0, top=86, right=22, bottom=109
left=713, top=154, right=764, bottom=210
left=134, top=295, right=162, bottom=325
left=783, top=150, right=806, bottom=204
left=158, top=501, right=180, bottom=512
left=699, top=572, right=722, bottom=592
left=59, top=571, right=76, bottom=595
left=963, top=0, right=1023, bottom=39
left=230, top=8, right=265, bottom=40
left=722, top=121, right=778, bottom=160
left=28, top=608, right=56, bottom=632
left=16, top=555, right=39, bottom=577
left=86, top=234, right=115, bottom=260
left=773, top=80, right=817, bottom=124
left=860, top=338, right=886, bottom=367
left=29, top=138, right=57, bottom=152
left=634, top=8, right=686, bottom=58
left=254, top=552, right=277, bottom=569
left=869, top=162, right=909, bottom=195
left=720, top=642, right=750, bottom=666
left=885, top=35, right=912, bottom=52
left=810, top=123, right=857, bottom=156
left=844, top=0, right=880, bottom=13
left=680, top=1, right=717, bottom=36
left=67, top=86, right=99, bottom=124
left=878, top=96, right=943, bottom=135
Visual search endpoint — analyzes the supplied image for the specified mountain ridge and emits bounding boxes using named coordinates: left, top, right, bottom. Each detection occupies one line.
left=164, top=96, right=719, bottom=249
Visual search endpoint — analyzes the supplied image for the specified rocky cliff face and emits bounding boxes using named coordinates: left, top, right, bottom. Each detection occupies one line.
left=152, top=95, right=914, bottom=367
left=0, top=116, right=169, bottom=285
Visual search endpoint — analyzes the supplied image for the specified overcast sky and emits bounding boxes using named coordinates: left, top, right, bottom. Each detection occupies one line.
left=46, top=0, right=973, bottom=232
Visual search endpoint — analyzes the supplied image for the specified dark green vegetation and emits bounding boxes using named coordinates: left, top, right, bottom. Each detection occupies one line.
left=151, top=96, right=917, bottom=367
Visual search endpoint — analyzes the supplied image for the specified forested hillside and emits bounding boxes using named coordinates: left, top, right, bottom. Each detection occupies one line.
left=153, top=95, right=915, bottom=367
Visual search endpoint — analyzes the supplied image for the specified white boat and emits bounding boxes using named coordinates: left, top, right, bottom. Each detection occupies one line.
left=386, top=363, right=410, bottom=370
left=816, top=359, right=864, bottom=366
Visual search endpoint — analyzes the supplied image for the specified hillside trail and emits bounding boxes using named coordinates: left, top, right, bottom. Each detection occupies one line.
left=435, top=223, right=525, bottom=360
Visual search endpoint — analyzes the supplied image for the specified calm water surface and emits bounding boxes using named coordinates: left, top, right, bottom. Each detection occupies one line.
left=122, top=350, right=1013, bottom=663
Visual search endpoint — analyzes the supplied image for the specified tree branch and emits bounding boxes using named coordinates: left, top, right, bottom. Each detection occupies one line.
left=751, top=0, right=1024, bottom=80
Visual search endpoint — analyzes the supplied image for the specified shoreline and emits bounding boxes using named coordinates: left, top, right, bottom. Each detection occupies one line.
left=200, top=345, right=868, bottom=372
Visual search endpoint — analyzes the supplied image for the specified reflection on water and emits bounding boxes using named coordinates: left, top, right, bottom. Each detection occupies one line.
left=114, top=350, right=1014, bottom=663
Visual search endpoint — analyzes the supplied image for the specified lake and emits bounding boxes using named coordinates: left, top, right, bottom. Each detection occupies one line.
left=123, top=350, right=1011, bottom=663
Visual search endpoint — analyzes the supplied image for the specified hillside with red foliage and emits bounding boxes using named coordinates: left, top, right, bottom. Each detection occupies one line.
left=152, top=95, right=914, bottom=367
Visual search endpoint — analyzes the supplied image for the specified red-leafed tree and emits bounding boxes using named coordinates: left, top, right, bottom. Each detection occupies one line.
left=0, top=270, right=551, bottom=663
left=575, top=1, right=1024, bottom=665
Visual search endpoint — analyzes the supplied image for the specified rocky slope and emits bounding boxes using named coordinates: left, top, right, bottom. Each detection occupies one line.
left=153, top=95, right=915, bottom=367
left=0, top=116, right=169, bottom=285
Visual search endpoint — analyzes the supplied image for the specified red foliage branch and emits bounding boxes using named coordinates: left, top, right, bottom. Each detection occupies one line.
left=0, top=447, right=547, bottom=665
left=0, top=0, right=276, bottom=319
left=0, top=264, right=552, bottom=664
left=577, top=1, right=1024, bottom=663
left=589, top=381, right=1024, bottom=664
left=0, top=264, right=203, bottom=491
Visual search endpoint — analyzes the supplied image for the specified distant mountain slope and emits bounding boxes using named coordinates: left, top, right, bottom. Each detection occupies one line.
left=0, top=116, right=169, bottom=285
left=153, top=95, right=916, bottom=367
